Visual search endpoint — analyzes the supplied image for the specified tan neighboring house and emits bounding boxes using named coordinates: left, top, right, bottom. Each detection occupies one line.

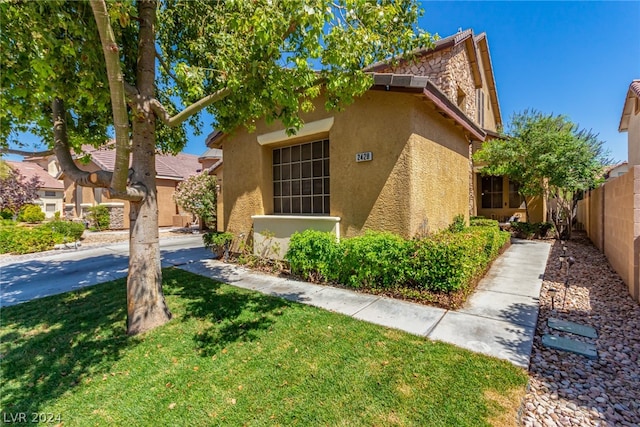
left=25, top=145, right=202, bottom=228
left=5, top=160, right=64, bottom=218
left=619, top=80, right=640, bottom=166
left=207, top=29, right=543, bottom=257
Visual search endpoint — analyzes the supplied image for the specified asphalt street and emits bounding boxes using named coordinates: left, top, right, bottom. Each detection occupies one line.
left=0, top=235, right=212, bottom=307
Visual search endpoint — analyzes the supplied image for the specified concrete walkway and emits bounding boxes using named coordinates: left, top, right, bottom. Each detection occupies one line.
left=179, top=238, right=552, bottom=368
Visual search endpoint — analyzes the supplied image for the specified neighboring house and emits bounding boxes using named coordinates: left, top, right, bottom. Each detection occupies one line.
left=604, top=161, right=629, bottom=181
left=25, top=145, right=202, bottom=228
left=207, top=29, right=542, bottom=257
left=619, top=79, right=640, bottom=166
left=199, top=135, right=224, bottom=231
left=5, top=160, right=65, bottom=218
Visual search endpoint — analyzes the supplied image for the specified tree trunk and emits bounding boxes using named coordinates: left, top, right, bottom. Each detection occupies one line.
left=126, top=0, right=171, bottom=335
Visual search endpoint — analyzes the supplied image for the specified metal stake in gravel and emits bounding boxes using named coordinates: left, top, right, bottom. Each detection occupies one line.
left=562, top=256, right=576, bottom=309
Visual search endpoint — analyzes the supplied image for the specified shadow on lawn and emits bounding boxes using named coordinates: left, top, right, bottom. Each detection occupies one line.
left=0, top=268, right=292, bottom=415
left=0, top=278, right=132, bottom=415
left=163, top=268, right=292, bottom=356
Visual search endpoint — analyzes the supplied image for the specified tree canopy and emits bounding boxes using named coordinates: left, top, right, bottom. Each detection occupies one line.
left=474, top=110, right=609, bottom=237
left=1, top=0, right=431, bottom=334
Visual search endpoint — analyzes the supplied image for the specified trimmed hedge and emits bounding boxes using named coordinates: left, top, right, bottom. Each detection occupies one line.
left=38, top=220, right=85, bottom=244
left=0, top=226, right=55, bottom=254
left=470, top=218, right=500, bottom=229
left=286, top=226, right=510, bottom=293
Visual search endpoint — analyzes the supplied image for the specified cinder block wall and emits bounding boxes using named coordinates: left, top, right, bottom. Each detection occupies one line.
left=578, top=166, right=640, bottom=302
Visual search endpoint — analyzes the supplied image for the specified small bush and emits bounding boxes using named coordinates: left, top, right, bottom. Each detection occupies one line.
left=447, top=214, right=467, bottom=233
left=287, top=230, right=340, bottom=282
left=87, top=205, right=110, bottom=231
left=37, top=220, right=85, bottom=244
left=511, top=222, right=555, bottom=239
left=203, top=231, right=234, bottom=258
left=1, top=209, right=13, bottom=220
left=20, top=204, right=45, bottom=223
left=336, top=231, right=411, bottom=289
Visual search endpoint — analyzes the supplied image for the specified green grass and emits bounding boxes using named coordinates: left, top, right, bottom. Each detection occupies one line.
left=1, top=269, right=528, bottom=426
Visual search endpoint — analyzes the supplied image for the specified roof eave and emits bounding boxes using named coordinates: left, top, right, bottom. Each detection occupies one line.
left=475, top=35, right=502, bottom=128
left=369, top=73, right=486, bottom=141
left=619, top=82, right=640, bottom=132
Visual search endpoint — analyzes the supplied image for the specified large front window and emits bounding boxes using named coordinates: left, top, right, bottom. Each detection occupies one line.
left=273, top=139, right=329, bottom=214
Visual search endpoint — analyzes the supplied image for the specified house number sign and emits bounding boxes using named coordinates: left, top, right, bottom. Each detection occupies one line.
left=355, top=152, right=373, bottom=162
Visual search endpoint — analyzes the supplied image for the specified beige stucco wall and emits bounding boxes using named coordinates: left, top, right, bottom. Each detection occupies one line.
left=223, top=90, right=472, bottom=248
left=252, top=215, right=340, bottom=259
left=628, top=104, right=640, bottom=166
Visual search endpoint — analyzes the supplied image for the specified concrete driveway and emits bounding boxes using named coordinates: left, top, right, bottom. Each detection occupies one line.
left=0, top=235, right=211, bottom=307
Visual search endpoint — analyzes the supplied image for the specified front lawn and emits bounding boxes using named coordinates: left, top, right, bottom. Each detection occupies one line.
left=1, top=269, right=527, bottom=426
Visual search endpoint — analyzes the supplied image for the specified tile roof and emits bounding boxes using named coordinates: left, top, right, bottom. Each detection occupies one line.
left=5, top=160, right=64, bottom=189
left=78, top=144, right=201, bottom=180
left=631, top=80, right=640, bottom=99
left=619, top=79, right=640, bottom=131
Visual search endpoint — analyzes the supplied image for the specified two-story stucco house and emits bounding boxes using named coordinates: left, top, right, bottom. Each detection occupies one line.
left=207, top=29, right=543, bottom=257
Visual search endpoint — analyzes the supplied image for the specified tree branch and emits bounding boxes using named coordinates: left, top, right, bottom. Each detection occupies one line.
left=90, top=0, right=131, bottom=193
left=156, top=48, right=182, bottom=87
left=52, top=98, right=145, bottom=201
left=150, top=87, right=232, bottom=127
left=0, top=148, right=54, bottom=157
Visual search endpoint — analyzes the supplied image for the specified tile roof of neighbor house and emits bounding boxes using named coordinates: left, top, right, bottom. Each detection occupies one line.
left=79, top=144, right=201, bottom=180
left=5, top=160, right=64, bottom=189
left=619, top=79, right=640, bottom=131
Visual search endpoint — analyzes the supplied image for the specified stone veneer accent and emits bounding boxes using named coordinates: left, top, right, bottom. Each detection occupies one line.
left=101, top=203, right=125, bottom=230
left=378, top=45, right=478, bottom=121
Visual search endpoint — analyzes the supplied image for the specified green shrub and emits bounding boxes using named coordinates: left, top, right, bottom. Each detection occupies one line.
left=203, top=231, right=234, bottom=258
left=335, top=231, right=412, bottom=289
left=1, top=209, right=13, bottom=220
left=37, top=220, right=85, bottom=244
left=447, top=214, right=467, bottom=233
left=19, top=204, right=45, bottom=223
left=284, top=226, right=510, bottom=296
left=511, top=221, right=555, bottom=239
left=87, top=205, right=110, bottom=231
left=0, top=218, right=16, bottom=227
left=287, top=229, right=340, bottom=282
left=410, top=227, right=510, bottom=292
left=470, top=218, right=500, bottom=229
left=0, top=225, right=55, bottom=254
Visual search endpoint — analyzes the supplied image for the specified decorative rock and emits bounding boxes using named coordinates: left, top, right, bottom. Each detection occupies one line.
left=521, top=233, right=640, bottom=426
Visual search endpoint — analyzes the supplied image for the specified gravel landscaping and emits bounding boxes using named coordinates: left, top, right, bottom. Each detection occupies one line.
left=522, top=232, right=640, bottom=426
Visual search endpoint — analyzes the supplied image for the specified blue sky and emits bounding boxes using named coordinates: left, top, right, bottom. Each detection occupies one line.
left=416, top=0, right=639, bottom=163
left=8, top=1, right=639, bottom=163
left=178, top=1, right=637, bottom=163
